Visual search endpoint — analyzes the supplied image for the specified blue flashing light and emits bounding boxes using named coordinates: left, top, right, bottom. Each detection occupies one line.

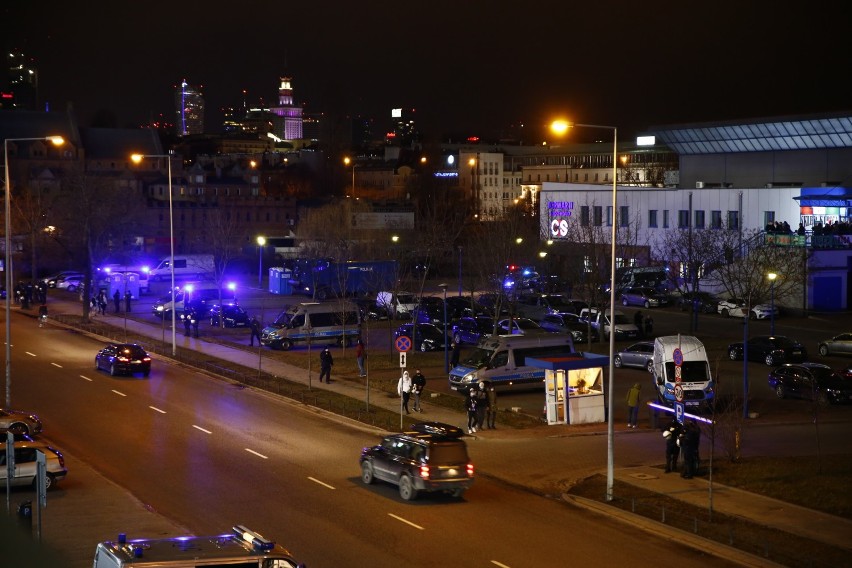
left=184, top=283, right=194, bottom=292
left=141, top=266, right=150, bottom=274
left=227, top=281, right=237, bottom=291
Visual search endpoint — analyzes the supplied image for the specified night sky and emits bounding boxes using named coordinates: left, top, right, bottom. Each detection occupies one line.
left=3, top=1, right=848, bottom=142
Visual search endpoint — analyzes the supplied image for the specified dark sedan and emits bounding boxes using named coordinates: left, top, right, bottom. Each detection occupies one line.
left=677, top=291, right=719, bottom=313
left=727, top=335, right=807, bottom=366
left=95, top=343, right=151, bottom=377
left=620, top=286, right=668, bottom=308
left=394, top=323, right=449, bottom=352
left=208, top=304, right=250, bottom=327
left=451, top=316, right=494, bottom=345
left=768, top=363, right=852, bottom=404
left=539, top=313, right=599, bottom=343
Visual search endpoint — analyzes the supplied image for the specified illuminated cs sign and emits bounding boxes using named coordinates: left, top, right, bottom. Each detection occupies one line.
left=551, top=218, right=570, bottom=238
left=548, top=201, right=574, bottom=238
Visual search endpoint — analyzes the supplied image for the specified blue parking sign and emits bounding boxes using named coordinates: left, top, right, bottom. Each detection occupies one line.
left=675, top=401, right=685, bottom=424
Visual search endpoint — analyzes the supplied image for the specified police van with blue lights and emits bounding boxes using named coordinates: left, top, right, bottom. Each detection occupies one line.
left=92, top=524, right=304, bottom=567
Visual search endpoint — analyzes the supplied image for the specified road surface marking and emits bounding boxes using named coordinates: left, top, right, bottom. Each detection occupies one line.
left=79, top=375, right=93, bottom=382
left=51, top=362, right=63, bottom=368
left=111, top=390, right=126, bottom=397
left=388, top=513, right=424, bottom=530
left=149, top=406, right=166, bottom=414
left=192, top=425, right=212, bottom=434
left=245, top=448, right=268, bottom=459
left=307, top=477, right=335, bottom=490
left=25, top=352, right=36, bottom=357
left=491, top=562, right=512, bottom=568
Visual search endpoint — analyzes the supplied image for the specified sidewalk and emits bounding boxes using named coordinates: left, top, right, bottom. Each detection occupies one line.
left=26, top=298, right=852, bottom=564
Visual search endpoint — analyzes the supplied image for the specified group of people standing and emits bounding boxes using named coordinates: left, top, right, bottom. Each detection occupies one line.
left=465, top=380, right=497, bottom=433
left=662, top=417, right=701, bottom=478
left=13, top=280, right=48, bottom=308
left=397, top=369, right=426, bottom=414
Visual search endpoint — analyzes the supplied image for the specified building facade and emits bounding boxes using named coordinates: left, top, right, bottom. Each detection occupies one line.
left=175, top=80, right=205, bottom=136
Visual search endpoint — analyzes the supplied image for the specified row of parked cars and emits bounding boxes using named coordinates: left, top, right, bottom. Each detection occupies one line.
left=0, top=408, right=68, bottom=491
left=613, top=333, right=852, bottom=406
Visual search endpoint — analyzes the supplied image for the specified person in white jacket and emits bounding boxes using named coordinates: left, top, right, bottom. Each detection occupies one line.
left=397, top=370, right=413, bottom=414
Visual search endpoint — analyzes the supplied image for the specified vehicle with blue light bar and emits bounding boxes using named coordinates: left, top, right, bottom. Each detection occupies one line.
left=92, top=524, right=304, bottom=567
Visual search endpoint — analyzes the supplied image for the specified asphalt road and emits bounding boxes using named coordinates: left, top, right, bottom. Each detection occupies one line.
left=7, top=307, right=743, bottom=568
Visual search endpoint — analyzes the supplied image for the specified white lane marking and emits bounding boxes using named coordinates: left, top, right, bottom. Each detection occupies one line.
left=491, top=562, right=512, bottom=568
left=245, top=448, right=268, bottom=459
left=51, top=362, right=63, bottom=368
left=192, top=425, right=212, bottom=434
left=149, top=406, right=167, bottom=414
left=307, top=477, right=335, bottom=490
left=25, top=352, right=36, bottom=357
left=387, top=513, right=424, bottom=530
left=79, top=375, right=93, bottom=382
left=111, top=390, right=127, bottom=397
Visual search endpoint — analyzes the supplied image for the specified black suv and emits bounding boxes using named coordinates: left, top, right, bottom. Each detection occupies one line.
left=359, top=422, right=474, bottom=501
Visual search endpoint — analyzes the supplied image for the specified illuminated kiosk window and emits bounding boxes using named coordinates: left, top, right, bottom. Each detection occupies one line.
left=528, top=354, right=609, bottom=425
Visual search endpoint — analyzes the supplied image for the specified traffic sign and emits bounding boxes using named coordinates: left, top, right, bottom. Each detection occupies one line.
left=674, top=383, right=685, bottom=402
left=674, top=366, right=682, bottom=381
left=399, top=351, right=407, bottom=368
left=675, top=401, right=685, bottom=424
left=395, top=336, right=412, bottom=352
left=672, top=347, right=683, bottom=367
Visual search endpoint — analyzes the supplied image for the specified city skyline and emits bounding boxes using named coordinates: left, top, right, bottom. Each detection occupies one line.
left=3, top=2, right=848, bottom=142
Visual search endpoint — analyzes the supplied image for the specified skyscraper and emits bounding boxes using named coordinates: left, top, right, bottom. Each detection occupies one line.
left=175, top=80, right=205, bottom=136
left=269, top=76, right=303, bottom=141
left=2, top=50, right=38, bottom=110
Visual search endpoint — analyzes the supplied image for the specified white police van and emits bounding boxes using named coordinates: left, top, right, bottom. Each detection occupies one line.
left=93, top=524, right=303, bottom=567
left=448, top=334, right=575, bottom=392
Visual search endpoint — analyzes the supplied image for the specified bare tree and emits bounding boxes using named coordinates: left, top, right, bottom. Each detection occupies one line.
left=192, top=207, right=247, bottom=325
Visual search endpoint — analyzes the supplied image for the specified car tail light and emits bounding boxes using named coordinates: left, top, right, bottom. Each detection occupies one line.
left=50, top=447, right=65, bottom=468
left=419, top=464, right=430, bottom=479
left=466, top=463, right=475, bottom=477
left=117, top=356, right=130, bottom=362
left=143, top=357, right=151, bottom=362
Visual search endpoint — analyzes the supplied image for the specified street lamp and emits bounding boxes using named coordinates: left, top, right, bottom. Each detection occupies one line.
left=257, top=236, right=266, bottom=288
left=344, top=157, right=356, bottom=199
left=768, top=272, right=777, bottom=336
left=439, top=283, right=449, bottom=373
left=4, top=135, right=64, bottom=408
left=131, top=152, right=177, bottom=357
left=551, top=119, right=618, bottom=502
left=457, top=246, right=463, bottom=297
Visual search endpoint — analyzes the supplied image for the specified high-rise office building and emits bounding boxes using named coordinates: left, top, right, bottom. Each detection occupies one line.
left=2, top=50, right=38, bottom=110
left=269, top=76, right=303, bottom=140
left=389, top=107, right=420, bottom=149
left=175, top=80, right=205, bottom=135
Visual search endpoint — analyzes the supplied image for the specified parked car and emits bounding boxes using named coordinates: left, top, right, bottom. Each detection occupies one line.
left=451, top=316, right=494, bottom=345
left=614, top=341, right=656, bottom=372
left=677, top=291, right=719, bottom=313
left=620, top=286, right=669, bottom=308
left=359, top=421, right=474, bottom=501
left=0, top=408, right=43, bottom=436
left=475, top=293, right=511, bottom=316
left=817, top=333, right=852, bottom=357
left=727, top=335, right=807, bottom=366
left=717, top=297, right=778, bottom=319
left=539, top=313, right=599, bottom=343
left=354, top=297, right=389, bottom=321
left=95, top=343, right=152, bottom=377
left=55, top=274, right=86, bottom=292
left=393, top=323, right=448, bottom=352
left=42, top=270, right=83, bottom=288
left=444, top=296, right=483, bottom=319
left=208, top=303, right=250, bottom=327
left=410, top=303, right=447, bottom=326
left=515, top=293, right=588, bottom=320
left=768, top=362, right=852, bottom=404
left=0, top=439, right=67, bottom=490
left=496, top=317, right=545, bottom=335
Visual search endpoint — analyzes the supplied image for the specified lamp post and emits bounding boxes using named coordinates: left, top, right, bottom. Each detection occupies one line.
left=131, top=153, right=176, bottom=356
left=257, top=236, right=266, bottom=288
left=768, top=272, right=777, bottom=336
left=551, top=119, right=618, bottom=502
left=439, top=283, right=449, bottom=373
left=4, top=135, right=64, bottom=409
left=457, top=246, right=463, bottom=297
left=344, top=157, right=356, bottom=198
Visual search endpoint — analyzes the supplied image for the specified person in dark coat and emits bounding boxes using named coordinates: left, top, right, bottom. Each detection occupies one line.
left=483, top=380, right=497, bottom=429
left=113, top=290, right=121, bottom=313
left=319, top=347, right=333, bottom=383
left=249, top=316, right=262, bottom=346
left=411, top=369, right=426, bottom=412
left=191, top=308, right=200, bottom=338
left=183, top=312, right=192, bottom=337
left=125, top=291, right=132, bottom=312
left=450, top=340, right=461, bottom=368
left=634, top=310, right=644, bottom=337
left=465, top=387, right=479, bottom=434
left=663, top=418, right=682, bottom=473
left=680, top=420, right=700, bottom=479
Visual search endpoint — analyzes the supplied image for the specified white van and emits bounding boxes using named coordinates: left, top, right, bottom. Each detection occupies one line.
left=261, top=301, right=361, bottom=350
left=652, top=335, right=715, bottom=409
left=93, top=525, right=302, bottom=567
left=376, top=290, right=418, bottom=319
left=448, top=334, right=576, bottom=392
left=148, top=254, right=215, bottom=281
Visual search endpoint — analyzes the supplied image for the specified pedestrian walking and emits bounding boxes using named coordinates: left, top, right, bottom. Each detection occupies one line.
left=397, top=370, right=412, bottom=414
left=355, top=339, right=366, bottom=377
left=465, top=387, right=479, bottom=434
left=663, top=418, right=682, bottom=473
left=319, top=347, right=333, bottom=383
left=113, top=290, right=121, bottom=313
left=124, top=291, right=132, bottom=312
left=411, top=369, right=426, bottom=412
left=191, top=308, right=200, bottom=338
left=249, top=316, right=262, bottom=346
left=644, top=316, right=654, bottom=337
left=475, top=382, right=488, bottom=430
left=450, top=340, right=461, bottom=368
left=183, top=313, right=192, bottom=337
left=98, top=291, right=107, bottom=315
left=634, top=310, right=644, bottom=337
left=626, top=382, right=642, bottom=428
left=680, top=420, right=700, bottom=479
left=483, top=380, right=497, bottom=429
